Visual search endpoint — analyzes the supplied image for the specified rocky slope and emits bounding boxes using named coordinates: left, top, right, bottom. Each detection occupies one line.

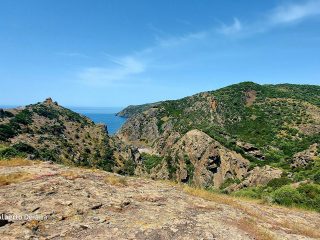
left=0, top=98, right=114, bottom=169
left=116, top=102, right=161, bottom=118
left=1, top=161, right=320, bottom=240
left=117, top=82, right=320, bottom=192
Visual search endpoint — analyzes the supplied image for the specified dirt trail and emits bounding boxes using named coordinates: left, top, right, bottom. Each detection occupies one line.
left=0, top=162, right=319, bottom=240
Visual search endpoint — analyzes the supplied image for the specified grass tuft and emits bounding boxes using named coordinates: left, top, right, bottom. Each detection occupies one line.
left=104, top=175, right=128, bottom=186
left=235, top=217, right=276, bottom=240
left=0, top=172, right=32, bottom=186
left=60, top=170, right=84, bottom=180
left=0, top=158, right=39, bottom=167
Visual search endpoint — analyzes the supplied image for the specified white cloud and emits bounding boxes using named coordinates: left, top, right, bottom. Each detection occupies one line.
left=217, top=0, right=320, bottom=37
left=218, top=18, right=243, bottom=35
left=156, top=30, right=208, bottom=48
left=77, top=0, right=320, bottom=87
left=78, top=56, right=146, bottom=86
left=269, top=0, right=320, bottom=24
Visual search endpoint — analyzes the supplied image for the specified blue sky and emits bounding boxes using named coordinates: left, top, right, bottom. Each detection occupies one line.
left=0, top=0, right=319, bottom=107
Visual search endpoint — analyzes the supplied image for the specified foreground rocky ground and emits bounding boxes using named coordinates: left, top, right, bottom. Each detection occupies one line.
left=0, top=161, right=319, bottom=240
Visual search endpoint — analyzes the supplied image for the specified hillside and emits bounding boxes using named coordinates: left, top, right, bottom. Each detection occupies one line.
left=0, top=98, right=114, bottom=170
left=1, top=160, right=319, bottom=239
left=117, top=82, right=320, bottom=205
left=116, top=102, right=162, bottom=118
left=118, top=82, right=319, bottom=157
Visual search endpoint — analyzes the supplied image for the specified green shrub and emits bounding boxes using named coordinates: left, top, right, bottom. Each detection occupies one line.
left=220, top=178, right=241, bottom=190
left=313, top=171, right=320, bottom=184
left=0, top=147, right=24, bottom=159
left=121, top=159, right=136, bottom=175
left=184, top=154, right=194, bottom=183
left=232, top=186, right=264, bottom=199
left=272, top=185, right=303, bottom=207
left=33, top=105, right=59, bottom=119
left=165, top=155, right=177, bottom=179
left=97, top=148, right=114, bottom=172
left=0, top=124, right=16, bottom=141
left=297, top=184, right=320, bottom=211
left=38, top=149, right=59, bottom=162
left=12, top=142, right=37, bottom=154
left=0, top=110, right=14, bottom=118
left=141, top=153, right=163, bottom=173
left=12, top=109, right=33, bottom=125
left=297, top=184, right=320, bottom=199
left=267, top=177, right=292, bottom=189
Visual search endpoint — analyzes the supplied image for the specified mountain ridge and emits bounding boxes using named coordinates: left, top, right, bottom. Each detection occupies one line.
left=116, top=81, right=320, bottom=208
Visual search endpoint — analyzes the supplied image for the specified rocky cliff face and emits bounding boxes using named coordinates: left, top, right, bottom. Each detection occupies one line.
left=169, top=130, right=249, bottom=188
left=117, top=107, right=161, bottom=144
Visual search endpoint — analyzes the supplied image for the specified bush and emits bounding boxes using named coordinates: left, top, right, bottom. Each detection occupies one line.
left=0, top=147, right=23, bottom=159
left=12, top=109, right=33, bottom=125
left=165, top=155, right=177, bottom=179
left=12, top=142, right=37, bottom=154
left=184, top=154, right=194, bottom=183
left=0, top=124, right=16, bottom=141
left=33, top=105, right=59, bottom=119
left=97, top=148, right=114, bottom=172
left=313, top=171, right=320, bottom=184
left=141, top=153, right=163, bottom=173
left=220, top=178, right=241, bottom=190
left=267, top=177, right=292, bottom=189
left=297, top=183, right=320, bottom=198
left=232, top=186, right=264, bottom=199
left=0, top=110, right=14, bottom=118
left=297, top=184, right=320, bottom=211
left=121, top=159, right=136, bottom=175
left=38, top=149, right=59, bottom=162
left=272, top=185, right=303, bottom=207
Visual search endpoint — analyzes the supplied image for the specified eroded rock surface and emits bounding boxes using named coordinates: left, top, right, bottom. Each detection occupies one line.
left=1, top=162, right=319, bottom=240
left=170, top=130, right=249, bottom=188
left=226, top=166, right=283, bottom=192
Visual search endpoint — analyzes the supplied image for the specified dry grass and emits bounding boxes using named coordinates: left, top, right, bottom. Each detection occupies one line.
left=276, top=220, right=320, bottom=239
left=60, top=170, right=84, bottom=180
left=104, top=175, right=128, bottom=186
left=182, top=185, right=261, bottom=218
left=235, top=217, right=276, bottom=240
left=0, top=158, right=39, bottom=167
left=179, top=184, right=320, bottom=239
left=0, top=172, right=33, bottom=186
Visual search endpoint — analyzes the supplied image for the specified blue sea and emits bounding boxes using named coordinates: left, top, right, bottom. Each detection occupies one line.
left=71, top=107, right=127, bottom=135
left=0, top=105, right=127, bottom=135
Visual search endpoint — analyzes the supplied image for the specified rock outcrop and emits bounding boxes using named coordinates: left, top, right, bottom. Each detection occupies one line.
left=290, top=144, right=319, bottom=169
left=226, top=166, right=283, bottom=192
left=170, top=130, right=249, bottom=188
left=236, top=141, right=265, bottom=160
left=117, top=107, right=160, bottom=145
